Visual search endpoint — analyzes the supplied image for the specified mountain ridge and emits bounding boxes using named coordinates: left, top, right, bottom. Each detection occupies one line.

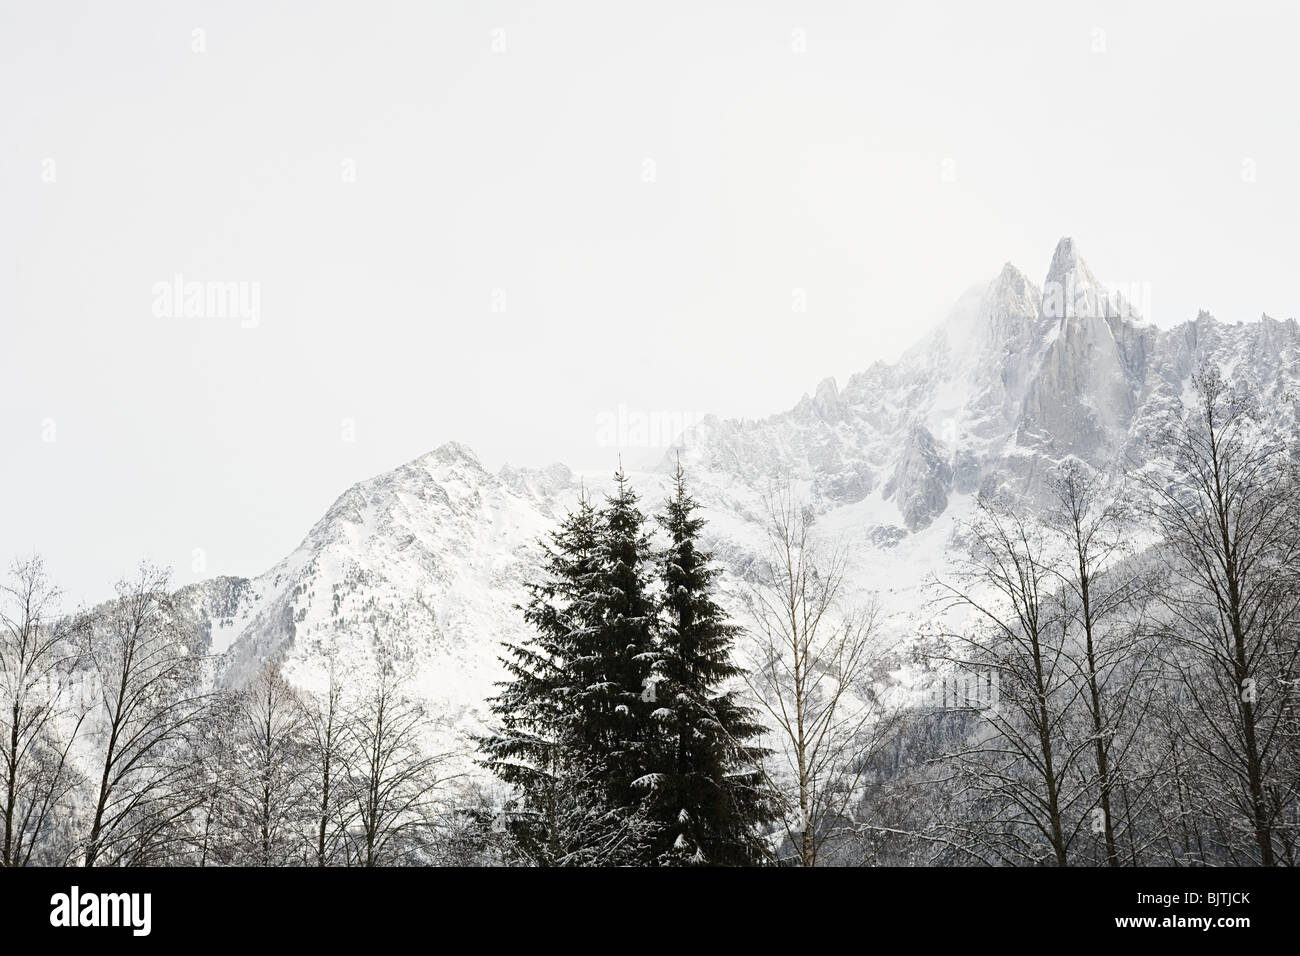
left=166, top=238, right=1299, bottom=754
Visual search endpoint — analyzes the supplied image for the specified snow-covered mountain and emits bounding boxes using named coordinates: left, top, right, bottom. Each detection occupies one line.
left=182, top=237, right=1300, bottom=750
left=178, top=445, right=576, bottom=745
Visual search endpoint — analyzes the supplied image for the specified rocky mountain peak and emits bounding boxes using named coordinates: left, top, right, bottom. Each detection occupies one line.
left=418, top=440, right=487, bottom=474
left=1045, top=236, right=1080, bottom=283
left=813, top=377, right=842, bottom=421
left=991, top=261, right=1037, bottom=306
left=1041, top=236, right=1143, bottom=328
left=980, top=261, right=1043, bottom=351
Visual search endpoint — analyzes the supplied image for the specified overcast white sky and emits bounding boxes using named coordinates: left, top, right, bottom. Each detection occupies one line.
left=3, top=0, right=1299, bottom=604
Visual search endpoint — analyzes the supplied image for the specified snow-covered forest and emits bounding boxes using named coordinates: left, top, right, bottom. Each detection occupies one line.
left=5, top=358, right=1299, bottom=866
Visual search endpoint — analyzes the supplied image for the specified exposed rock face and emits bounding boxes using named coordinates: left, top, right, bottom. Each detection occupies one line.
left=867, top=525, right=908, bottom=549
left=1020, top=238, right=1147, bottom=459
left=813, top=377, right=843, bottom=421
left=951, top=447, right=981, bottom=494
left=884, top=425, right=953, bottom=531
left=970, top=262, right=1046, bottom=428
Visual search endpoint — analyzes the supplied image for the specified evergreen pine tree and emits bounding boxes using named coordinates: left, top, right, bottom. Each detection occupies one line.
left=478, top=479, right=660, bottom=864
left=479, top=464, right=766, bottom=865
left=649, top=459, right=773, bottom=864
left=581, top=465, right=660, bottom=819
left=477, top=491, right=606, bottom=858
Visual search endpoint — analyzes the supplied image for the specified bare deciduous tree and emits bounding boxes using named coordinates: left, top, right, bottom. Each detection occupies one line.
left=302, top=649, right=352, bottom=866
left=1, top=556, right=86, bottom=866
left=79, top=563, right=211, bottom=866
left=233, top=659, right=311, bottom=866
left=338, top=647, right=451, bottom=866
left=1046, top=459, right=1161, bottom=866
left=1140, top=366, right=1300, bottom=866
left=743, top=482, right=896, bottom=866
left=934, top=498, right=1084, bottom=865
left=188, top=690, right=242, bottom=866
